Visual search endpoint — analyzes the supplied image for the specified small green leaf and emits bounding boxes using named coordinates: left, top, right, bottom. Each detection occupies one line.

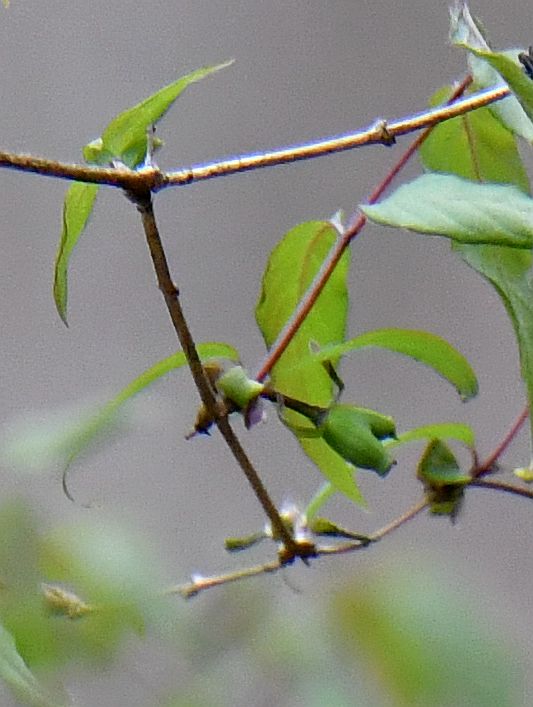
left=417, top=439, right=470, bottom=487
left=417, top=439, right=470, bottom=517
left=394, top=422, right=475, bottom=448
left=1, top=343, right=239, bottom=473
left=308, top=517, right=370, bottom=542
left=315, top=328, right=478, bottom=401
left=83, top=61, right=233, bottom=169
left=54, top=182, right=99, bottom=325
left=0, top=623, right=65, bottom=707
left=256, top=221, right=362, bottom=503
left=362, top=174, right=533, bottom=248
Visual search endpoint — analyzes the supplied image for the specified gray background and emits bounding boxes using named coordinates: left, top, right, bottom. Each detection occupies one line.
left=1, top=1, right=532, bottom=705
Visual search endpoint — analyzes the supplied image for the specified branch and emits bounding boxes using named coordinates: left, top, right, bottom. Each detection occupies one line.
left=134, top=190, right=299, bottom=557
left=473, top=404, right=530, bottom=477
left=255, top=74, right=474, bottom=381
left=171, top=498, right=428, bottom=598
left=0, top=83, right=507, bottom=189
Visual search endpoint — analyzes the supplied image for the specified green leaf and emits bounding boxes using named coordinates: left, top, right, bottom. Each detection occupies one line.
left=0, top=623, right=65, bottom=707
left=420, top=86, right=529, bottom=191
left=417, top=439, right=470, bottom=487
left=83, top=61, right=233, bottom=169
left=1, top=343, right=239, bottom=473
left=394, top=422, right=475, bottom=448
left=362, top=174, right=533, bottom=248
left=255, top=221, right=363, bottom=503
left=419, top=73, right=533, bottom=446
left=53, top=182, right=99, bottom=325
left=450, top=3, right=533, bottom=138
left=315, top=328, right=478, bottom=401
left=417, top=439, right=470, bottom=516
left=454, top=244, right=533, bottom=442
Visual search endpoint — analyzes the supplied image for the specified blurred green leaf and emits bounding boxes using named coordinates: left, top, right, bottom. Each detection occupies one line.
left=83, top=61, right=232, bottom=169
left=53, top=182, right=99, bottom=325
left=40, top=518, right=164, bottom=662
left=393, top=422, right=475, bottom=448
left=0, top=343, right=239, bottom=473
left=330, top=562, right=522, bottom=706
left=362, top=174, right=533, bottom=248
left=420, top=86, right=529, bottom=191
left=256, top=221, right=364, bottom=504
left=0, top=623, right=65, bottom=707
left=450, top=1, right=533, bottom=141
left=316, top=328, right=478, bottom=401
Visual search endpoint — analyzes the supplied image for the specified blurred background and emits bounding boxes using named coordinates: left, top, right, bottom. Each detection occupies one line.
left=0, top=1, right=532, bottom=705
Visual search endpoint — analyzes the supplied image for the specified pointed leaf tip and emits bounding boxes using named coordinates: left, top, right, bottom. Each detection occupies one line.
left=84, top=60, right=234, bottom=169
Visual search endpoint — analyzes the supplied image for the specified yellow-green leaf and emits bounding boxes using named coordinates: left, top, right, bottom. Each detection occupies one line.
left=53, top=182, right=99, bottom=325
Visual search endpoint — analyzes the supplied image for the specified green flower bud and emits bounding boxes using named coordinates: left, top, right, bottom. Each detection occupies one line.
left=319, top=404, right=395, bottom=476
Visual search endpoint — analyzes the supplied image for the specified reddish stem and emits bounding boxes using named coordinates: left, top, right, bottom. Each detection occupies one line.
left=474, top=404, right=530, bottom=477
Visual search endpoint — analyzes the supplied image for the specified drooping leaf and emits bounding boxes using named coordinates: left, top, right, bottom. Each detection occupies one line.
left=450, top=1, right=533, bottom=141
left=454, top=244, right=533, bottom=442
left=362, top=174, right=533, bottom=248
left=54, top=182, right=99, bottom=324
left=420, top=86, right=529, bottom=191
left=255, top=221, right=364, bottom=503
left=0, top=623, right=65, bottom=707
left=83, top=61, right=233, bottom=169
left=419, top=78, right=533, bottom=445
left=315, top=328, right=478, bottom=401
left=0, top=343, right=239, bottom=473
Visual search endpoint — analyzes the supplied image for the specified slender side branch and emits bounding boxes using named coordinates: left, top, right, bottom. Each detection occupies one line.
left=468, top=477, right=533, bottom=500
left=134, top=190, right=298, bottom=557
left=474, top=404, right=530, bottom=476
left=0, top=83, right=507, bottom=189
left=170, top=498, right=428, bottom=598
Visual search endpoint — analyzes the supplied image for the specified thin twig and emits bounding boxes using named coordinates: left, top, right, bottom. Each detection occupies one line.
left=468, top=477, right=533, bottom=500
left=169, top=497, right=428, bottom=598
left=135, top=190, right=298, bottom=556
left=473, top=404, right=530, bottom=477
left=255, top=75, right=474, bottom=382
left=0, top=83, right=506, bottom=189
